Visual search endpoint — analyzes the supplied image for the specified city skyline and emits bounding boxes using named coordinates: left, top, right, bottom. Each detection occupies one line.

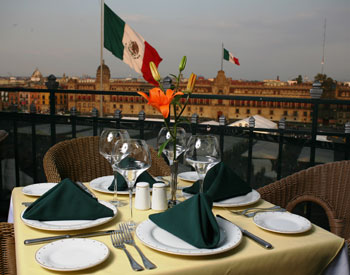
left=0, top=0, right=349, bottom=82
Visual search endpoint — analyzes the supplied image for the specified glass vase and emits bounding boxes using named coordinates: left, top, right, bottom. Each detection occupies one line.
left=168, top=159, right=179, bottom=208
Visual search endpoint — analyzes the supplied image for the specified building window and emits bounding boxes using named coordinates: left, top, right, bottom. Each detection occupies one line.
left=187, top=107, right=191, bottom=112
left=303, top=111, right=307, bottom=116
left=283, top=110, right=288, bottom=116
left=200, top=107, right=203, bottom=112
left=130, top=105, right=134, bottom=109
left=293, top=111, right=298, bottom=116
left=113, top=104, right=116, bottom=108
left=258, top=110, right=261, bottom=115
left=246, top=109, right=250, bottom=114
left=236, top=109, right=239, bottom=114
left=270, top=110, right=274, bottom=115
left=141, top=105, right=145, bottom=110
left=120, top=104, right=123, bottom=109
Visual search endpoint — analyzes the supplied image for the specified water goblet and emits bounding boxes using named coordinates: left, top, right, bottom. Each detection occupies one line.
left=184, top=135, right=221, bottom=193
left=99, top=129, right=130, bottom=206
left=112, top=139, right=151, bottom=229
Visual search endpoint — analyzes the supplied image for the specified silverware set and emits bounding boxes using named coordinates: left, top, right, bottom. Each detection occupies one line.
left=229, top=205, right=285, bottom=217
left=110, top=223, right=156, bottom=271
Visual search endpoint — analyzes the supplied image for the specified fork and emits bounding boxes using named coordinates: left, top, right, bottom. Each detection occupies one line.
left=110, top=230, right=144, bottom=271
left=242, top=208, right=286, bottom=217
left=230, top=205, right=282, bottom=216
left=119, top=223, right=156, bottom=270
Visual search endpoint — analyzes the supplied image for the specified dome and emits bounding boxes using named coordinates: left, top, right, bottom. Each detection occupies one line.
left=96, top=61, right=111, bottom=82
left=31, top=68, right=43, bottom=82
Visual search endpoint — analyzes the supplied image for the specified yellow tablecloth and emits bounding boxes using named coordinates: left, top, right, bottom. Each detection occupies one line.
left=12, top=182, right=344, bottom=275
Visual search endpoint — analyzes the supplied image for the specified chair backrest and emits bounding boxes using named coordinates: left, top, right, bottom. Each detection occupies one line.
left=257, top=160, right=350, bottom=241
left=43, top=136, right=170, bottom=182
left=0, top=222, right=16, bottom=275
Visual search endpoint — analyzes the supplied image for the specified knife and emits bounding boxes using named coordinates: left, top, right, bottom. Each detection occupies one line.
left=216, top=214, right=273, bottom=249
left=24, top=229, right=118, bottom=245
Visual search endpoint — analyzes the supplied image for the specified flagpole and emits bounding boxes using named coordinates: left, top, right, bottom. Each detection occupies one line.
left=100, top=0, right=104, bottom=117
left=221, top=43, right=224, bottom=71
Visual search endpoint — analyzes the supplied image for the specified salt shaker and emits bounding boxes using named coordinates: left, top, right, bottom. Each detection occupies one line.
left=135, top=182, right=150, bottom=210
left=152, top=183, right=168, bottom=211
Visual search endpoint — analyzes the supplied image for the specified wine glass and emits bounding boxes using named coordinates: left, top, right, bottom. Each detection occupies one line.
left=99, top=129, right=130, bottom=206
left=184, top=135, right=221, bottom=193
left=112, top=139, right=151, bottom=228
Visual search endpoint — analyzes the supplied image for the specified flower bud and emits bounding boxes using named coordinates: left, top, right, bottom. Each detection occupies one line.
left=149, top=61, right=161, bottom=82
left=179, top=56, right=187, bottom=72
left=187, top=73, right=197, bottom=92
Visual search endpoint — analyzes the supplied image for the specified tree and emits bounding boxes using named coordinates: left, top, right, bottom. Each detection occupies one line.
left=314, top=73, right=336, bottom=98
left=296, top=75, right=303, bottom=84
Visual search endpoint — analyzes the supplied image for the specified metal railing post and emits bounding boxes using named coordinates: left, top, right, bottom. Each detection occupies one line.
left=277, top=118, right=286, bottom=180
left=114, top=110, right=122, bottom=129
left=309, top=81, right=323, bottom=167
left=247, top=116, right=255, bottom=186
left=345, top=122, right=350, bottom=160
left=30, top=103, right=37, bottom=183
left=46, top=75, right=59, bottom=146
left=70, top=107, right=77, bottom=138
left=92, top=107, right=99, bottom=136
left=138, top=110, right=145, bottom=139
left=191, top=113, right=199, bottom=135
left=219, top=115, right=226, bottom=157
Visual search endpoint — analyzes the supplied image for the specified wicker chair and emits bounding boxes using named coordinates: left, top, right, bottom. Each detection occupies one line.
left=43, top=136, right=170, bottom=182
left=257, top=160, right=350, bottom=254
left=0, top=222, right=16, bottom=275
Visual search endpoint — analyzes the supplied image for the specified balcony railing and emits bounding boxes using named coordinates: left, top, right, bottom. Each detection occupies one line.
left=1, top=82, right=350, bottom=219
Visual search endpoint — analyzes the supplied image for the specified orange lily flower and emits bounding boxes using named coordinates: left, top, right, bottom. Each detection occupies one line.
left=138, top=88, right=183, bottom=118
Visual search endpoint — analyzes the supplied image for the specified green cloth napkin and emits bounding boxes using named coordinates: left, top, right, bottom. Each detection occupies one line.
left=108, top=171, right=156, bottom=191
left=183, top=162, right=252, bottom=202
left=149, top=193, right=220, bottom=249
left=23, top=178, right=114, bottom=221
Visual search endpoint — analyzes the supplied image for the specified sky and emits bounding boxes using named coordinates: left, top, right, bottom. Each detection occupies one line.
left=0, top=0, right=349, bottom=82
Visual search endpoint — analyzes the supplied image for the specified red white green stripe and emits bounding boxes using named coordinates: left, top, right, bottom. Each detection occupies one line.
left=223, top=48, right=240, bottom=66
left=104, top=4, right=162, bottom=85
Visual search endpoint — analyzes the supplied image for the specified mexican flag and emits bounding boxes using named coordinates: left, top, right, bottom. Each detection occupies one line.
left=104, top=4, right=162, bottom=86
left=223, top=48, right=240, bottom=66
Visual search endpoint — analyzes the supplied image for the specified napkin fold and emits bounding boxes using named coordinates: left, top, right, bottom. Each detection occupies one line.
left=183, top=162, right=252, bottom=202
left=149, top=193, right=220, bottom=249
left=108, top=171, right=156, bottom=191
left=23, top=178, right=114, bottom=221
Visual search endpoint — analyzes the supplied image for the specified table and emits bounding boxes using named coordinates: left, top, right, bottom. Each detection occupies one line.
left=12, top=183, right=345, bottom=275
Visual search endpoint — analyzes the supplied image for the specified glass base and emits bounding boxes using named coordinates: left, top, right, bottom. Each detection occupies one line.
left=168, top=199, right=181, bottom=208
left=109, top=200, right=127, bottom=207
left=126, top=220, right=137, bottom=231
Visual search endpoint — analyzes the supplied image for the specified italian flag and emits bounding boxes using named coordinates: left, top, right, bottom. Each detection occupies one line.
left=104, top=4, right=162, bottom=86
left=223, top=48, right=240, bottom=66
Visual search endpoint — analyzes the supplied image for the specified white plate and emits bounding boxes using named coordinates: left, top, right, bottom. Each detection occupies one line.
left=22, top=183, right=57, bottom=197
left=35, top=238, right=109, bottom=271
left=182, top=189, right=261, bottom=207
left=253, top=212, right=312, bottom=234
left=21, top=200, right=117, bottom=231
left=178, top=171, right=199, bottom=182
left=136, top=217, right=242, bottom=256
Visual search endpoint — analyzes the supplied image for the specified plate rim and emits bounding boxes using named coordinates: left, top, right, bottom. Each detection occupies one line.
left=253, top=211, right=312, bottom=234
left=182, top=189, right=261, bottom=208
left=22, top=183, right=58, bottom=197
left=135, top=217, right=242, bottom=256
left=21, top=200, right=117, bottom=231
left=177, top=171, right=199, bottom=182
left=35, top=238, right=109, bottom=271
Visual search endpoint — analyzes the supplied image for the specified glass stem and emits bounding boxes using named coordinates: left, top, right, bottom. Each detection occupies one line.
left=113, top=170, right=118, bottom=202
left=129, top=183, right=134, bottom=221
left=199, top=179, right=204, bottom=193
